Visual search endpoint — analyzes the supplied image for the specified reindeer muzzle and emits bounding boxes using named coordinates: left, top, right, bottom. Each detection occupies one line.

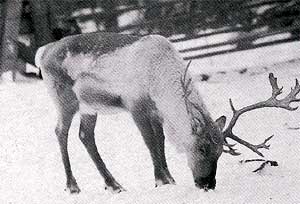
left=194, top=162, right=217, bottom=191
left=195, top=176, right=216, bottom=191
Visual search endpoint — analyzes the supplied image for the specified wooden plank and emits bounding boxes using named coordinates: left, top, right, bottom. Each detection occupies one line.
left=170, top=27, right=245, bottom=43
left=180, top=24, right=300, bottom=54
left=245, top=0, right=290, bottom=8
left=183, top=35, right=298, bottom=60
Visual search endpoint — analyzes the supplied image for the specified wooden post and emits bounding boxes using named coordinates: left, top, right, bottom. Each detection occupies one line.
left=0, top=0, right=23, bottom=81
left=29, top=0, right=52, bottom=48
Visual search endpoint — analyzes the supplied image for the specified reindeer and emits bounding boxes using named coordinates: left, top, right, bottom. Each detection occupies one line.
left=35, top=32, right=300, bottom=194
left=35, top=33, right=227, bottom=193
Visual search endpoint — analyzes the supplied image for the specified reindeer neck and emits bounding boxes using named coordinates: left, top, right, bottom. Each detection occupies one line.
left=155, top=72, right=210, bottom=152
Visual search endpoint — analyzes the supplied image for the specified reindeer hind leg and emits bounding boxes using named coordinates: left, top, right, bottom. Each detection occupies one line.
left=79, top=113, right=125, bottom=193
left=54, top=84, right=80, bottom=194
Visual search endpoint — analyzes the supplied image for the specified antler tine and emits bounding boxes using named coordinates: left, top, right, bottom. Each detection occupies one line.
left=229, top=98, right=237, bottom=113
left=183, top=60, right=192, bottom=84
left=223, top=73, right=300, bottom=157
left=269, top=73, right=283, bottom=97
left=223, top=148, right=241, bottom=156
left=286, top=78, right=300, bottom=101
left=268, top=73, right=300, bottom=110
left=180, top=60, right=193, bottom=99
left=223, top=139, right=241, bottom=156
left=226, top=134, right=274, bottom=157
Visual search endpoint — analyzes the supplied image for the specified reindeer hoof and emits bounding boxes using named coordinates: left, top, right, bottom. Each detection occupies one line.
left=65, top=184, right=81, bottom=194
left=104, top=183, right=126, bottom=194
left=155, top=178, right=176, bottom=187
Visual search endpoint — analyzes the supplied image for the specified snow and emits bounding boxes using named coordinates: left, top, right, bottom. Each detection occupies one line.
left=1, top=37, right=300, bottom=203
left=186, top=40, right=300, bottom=75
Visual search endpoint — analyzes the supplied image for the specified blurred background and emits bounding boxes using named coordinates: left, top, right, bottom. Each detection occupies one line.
left=0, top=0, right=300, bottom=80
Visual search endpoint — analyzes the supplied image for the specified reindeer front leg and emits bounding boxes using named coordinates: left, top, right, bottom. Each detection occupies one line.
left=131, top=98, right=176, bottom=187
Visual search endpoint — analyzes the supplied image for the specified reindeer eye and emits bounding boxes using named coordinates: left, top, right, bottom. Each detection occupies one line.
left=199, top=146, right=206, bottom=155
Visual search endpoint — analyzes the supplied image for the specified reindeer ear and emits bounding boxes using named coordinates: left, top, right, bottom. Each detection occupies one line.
left=215, top=116, right=226, bottom=130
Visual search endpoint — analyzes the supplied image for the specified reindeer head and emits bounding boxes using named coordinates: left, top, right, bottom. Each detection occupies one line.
left=187, top=114, right=226, bottom=190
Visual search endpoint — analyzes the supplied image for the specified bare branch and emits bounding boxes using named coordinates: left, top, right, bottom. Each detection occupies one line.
left=253, top=160, right=278, bottom=172
left=223, top=73, right=300, bottom=157
left=239, top=159, right=265, bottom=163
left=240, top=159, right=279, bottom=172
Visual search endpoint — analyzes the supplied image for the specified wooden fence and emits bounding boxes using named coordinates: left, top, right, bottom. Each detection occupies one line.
left=61, top=0, right=300, bottom=60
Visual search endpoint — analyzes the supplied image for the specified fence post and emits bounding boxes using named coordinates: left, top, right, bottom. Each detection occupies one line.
left=0, top=0, right=23, bottom=81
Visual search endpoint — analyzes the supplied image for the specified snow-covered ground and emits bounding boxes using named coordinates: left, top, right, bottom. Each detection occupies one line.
left=1, top=38, right=300, bottom=203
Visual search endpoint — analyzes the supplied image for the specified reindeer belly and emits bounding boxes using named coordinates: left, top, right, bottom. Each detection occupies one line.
left=72, top=76, right=127, bottom=115
left=79, top=93, right=125, bottom=115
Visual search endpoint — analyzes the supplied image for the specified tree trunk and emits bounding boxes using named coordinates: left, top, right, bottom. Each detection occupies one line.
left=0, top=0, right=23, bottom=80
left=0, top=2, right=5, bottom=61
left=102, top=0, right=118, bottom=32
left=29, top=0, right=52, bottom=48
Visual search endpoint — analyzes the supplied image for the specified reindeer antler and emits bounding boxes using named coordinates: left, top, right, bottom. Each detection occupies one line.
left=180, top=61, right=223, bottom=145
left=223, top=73, right=300, bottom=157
